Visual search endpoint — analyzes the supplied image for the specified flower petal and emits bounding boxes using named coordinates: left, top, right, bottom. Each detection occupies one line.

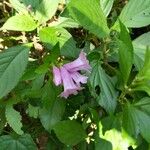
left=60, top=66, right=80, bottom=98
left=64, top=51, right=91, bottom=72
left=53, top=66, right=62, bottom=86
left=70, top=72, right=88, bottom=86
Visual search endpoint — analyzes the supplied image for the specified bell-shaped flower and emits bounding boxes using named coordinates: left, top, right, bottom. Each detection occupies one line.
left=64, top=51, right=91, bottom=72
left=60, top=66, right=80, bottom=98
left=53, top=66, right=62, bottom=86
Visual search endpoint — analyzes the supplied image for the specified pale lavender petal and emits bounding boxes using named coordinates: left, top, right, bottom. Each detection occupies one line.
left=60, top=66, right=80, bottom=98
left=64, top=51, right=91, bottom=72
left=70, top=72, right=88, bottom=86
left=53, top=66, right=62, bottom=86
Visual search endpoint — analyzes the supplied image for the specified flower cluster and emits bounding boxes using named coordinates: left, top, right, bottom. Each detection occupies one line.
left=53, top=51, right=91, bottom=98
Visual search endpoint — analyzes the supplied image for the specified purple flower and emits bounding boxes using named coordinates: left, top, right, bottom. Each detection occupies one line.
left=52, top=51, right=90, bottom=98
left=64, top=51, right=91, bottom=72
left=60, top=66, right=80, bottom=98
left=53, top=66, right=62, bottom=86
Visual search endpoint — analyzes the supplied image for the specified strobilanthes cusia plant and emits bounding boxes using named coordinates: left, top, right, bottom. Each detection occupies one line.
left=53, top=51, right=91, bottom=98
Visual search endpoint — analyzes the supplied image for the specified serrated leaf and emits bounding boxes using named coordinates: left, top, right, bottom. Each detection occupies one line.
left=39, top=27, right=80, bottom=58
left=133, top=32, right=150, bottom=70
left=35, top=0, right=60, bottom=24
left=0, top=44, right=30, bottom=98
left=123, top=99, right=150, bottom=142
left=100, top=0, right=114, bottom=17
left=26, top=104, right=39, bottom=119
left=39, top=82, right=66, bottom=131
left=0, top=134, right=37, bottom=149
left=90, top=60, right=117, bottom=114
left=67, top=0, right=109, bottom=38
left=1, top=14, right=37, bottom=31
left=5, top=103, right=23, bottom=135
left=117, top=21, right=133, bottom=85
left=53, top=120, right=87, bottom=146
left=119, top=0, right=150, bottom=27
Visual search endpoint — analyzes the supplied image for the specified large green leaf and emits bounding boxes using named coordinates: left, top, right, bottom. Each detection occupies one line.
left=0, top=134, right=37, bottom=149
left=5, top=102, right=23, bottom=135
left=39, top=82, right=66, bottom=131
left=66, top=0, right=109, bottom=38
left=123, top=98, right=150, bottom=142
left=133, top=32, right=150, bottom=70
left=1, top=14, right=37, bottom=31
left=53, top=120, right=87, bottom=146
left=35, top=0, right=60, bottom=24
left=39, top=27, right=80, bottom=58
left=119, top=0, right=150, bottom=27
left=90, top=60, right=117, bottom=114
left=100, top=0, right=114, bottom=17
left=117, top=21, right=133, bottom=85
left=0, top=44, right=31, bottom=98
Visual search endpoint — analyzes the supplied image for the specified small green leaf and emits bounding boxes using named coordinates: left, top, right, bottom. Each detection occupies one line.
left=1, top=14, right=37, bottom=31
left=39, top=27, right=80, bottom=58
left=5, top=103, right=23, bottom=135
left=0, top=44, right=31, bottom=98
left=119, top=0, right=150, bottom=27
left=26, top=104, right=39, bottom=119
left=90, top=61, right=117, bottom=114
left=35, top=0, right=60, bottom=24
left=67, top=0, right=109, bottom=38
left=0, top=134, right=37, bottom=149
left=53, top=120, right=87, bottom=146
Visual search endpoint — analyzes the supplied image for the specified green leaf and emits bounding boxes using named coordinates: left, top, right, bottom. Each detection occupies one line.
left=133, top=32, right=150, bottom=70
left=43, top=43, right=60, bottom=64
left=132, top=49, right=150, bottom=95
left=39, top=82, right=66, bottom=131
left=0, top=44, right=31, bottom=98
left=117, top=21, right=133, bottom=85
left=10, top=0, right=40, bottom=12
left=119, top=0, right=150, bottom=27
left=67, top=0, right=109, bottom=38
left=0, top=134, right=37, bottom=149
left=123, top=99, right=150, bottom=142
left=9, top=0, right=28, bottom=13
left=5, top=103, right=23, bottom=135
left=35, top=0, right=60, bottom=24
left=49, top=17, right=79, bottom=28
left=39, top=27, right=80, bottom=58
left=1, top=14, right=37, bottom=31
left=100, top=0, right=114, bottom=17
left=53, top=120, right=87, bottom=146
left=95, top=138, right=112, bottom=150
left=90, top=61, right=117, bottom=114
left=26, top=104, right=39, bottom=119
left=102, top=129, right=135, bottom=150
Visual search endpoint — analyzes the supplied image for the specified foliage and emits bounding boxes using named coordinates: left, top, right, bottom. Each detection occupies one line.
left=0, top=0, right=150, bottom=149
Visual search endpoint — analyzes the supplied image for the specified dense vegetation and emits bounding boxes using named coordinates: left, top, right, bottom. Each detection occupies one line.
left=0, top=0, right=150, bottom=149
